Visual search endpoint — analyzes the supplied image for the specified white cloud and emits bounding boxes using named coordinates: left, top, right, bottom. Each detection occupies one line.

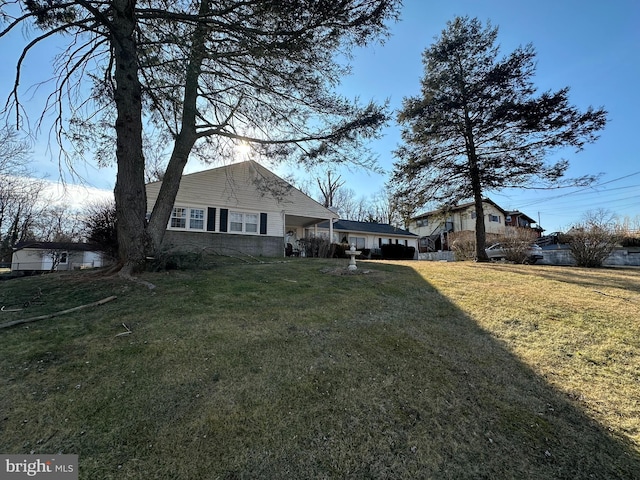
left=41, top=180, right=113, bottom=210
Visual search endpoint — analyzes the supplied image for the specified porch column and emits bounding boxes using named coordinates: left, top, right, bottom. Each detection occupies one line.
left=329, top=218, right=333, bottom=243
left=282, top=211, right=286, bottom=257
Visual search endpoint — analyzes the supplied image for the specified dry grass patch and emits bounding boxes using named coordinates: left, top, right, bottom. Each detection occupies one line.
left=405, top=261, right=640, bottom=450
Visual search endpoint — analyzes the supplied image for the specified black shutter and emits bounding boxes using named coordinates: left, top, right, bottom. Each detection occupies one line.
left=260, top=213, right=267, bottom=235
left=220, top=209, right=228, bottom=232
left=206, top=208, right=216, bottom=231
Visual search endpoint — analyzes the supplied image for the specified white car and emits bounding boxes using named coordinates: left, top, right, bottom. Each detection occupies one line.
left=485, top=243, right=544, bottom=264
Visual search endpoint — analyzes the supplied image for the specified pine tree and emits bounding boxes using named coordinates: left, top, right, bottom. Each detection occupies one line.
left=392, top=16, right=607, bottom=261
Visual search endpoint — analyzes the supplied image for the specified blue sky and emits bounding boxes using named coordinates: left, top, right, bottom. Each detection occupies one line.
left=2, top=0, right=638, bottom=232
left=331, top=0, right=640, bottom=232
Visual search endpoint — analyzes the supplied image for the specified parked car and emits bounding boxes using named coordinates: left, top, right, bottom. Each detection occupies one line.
left=485, top=243, right=544, bottom=264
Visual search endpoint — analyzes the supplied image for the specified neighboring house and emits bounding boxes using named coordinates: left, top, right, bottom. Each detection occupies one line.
left=145, top=160, right=338, bottom=257
left=11, top=242, right=108, bottom=273
left=409, top=199, right=541, bottom=252
left=315, top=219, right=418, bottom=257
left=505, top=210, right=543, bottom=237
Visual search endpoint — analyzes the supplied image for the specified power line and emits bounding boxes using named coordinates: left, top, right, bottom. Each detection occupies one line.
left=500, top=171, right=640, bottom=209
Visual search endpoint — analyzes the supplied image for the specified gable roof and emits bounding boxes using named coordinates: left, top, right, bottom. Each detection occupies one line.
left=412, top=198, right=506, bottom=220
left=317, top=219, right=417, bottom=237
left=506, top=210, right=537, bottom=224
left=146, top=160, right=337, bottom=227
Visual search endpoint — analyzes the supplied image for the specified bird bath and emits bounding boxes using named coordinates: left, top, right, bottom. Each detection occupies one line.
left=347, top=244, right=361, bottom=271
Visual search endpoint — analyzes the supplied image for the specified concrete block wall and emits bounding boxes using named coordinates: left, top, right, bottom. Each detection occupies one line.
left=417, top=247, right=640, bottom=266
left=418, top=251, right=456, bottom=262
left=539, top=248, right=640, bottom=267
left=163, top=231, right=284, bottom=258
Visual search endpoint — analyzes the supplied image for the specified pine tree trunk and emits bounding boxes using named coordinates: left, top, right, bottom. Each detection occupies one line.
left=111, top=0, right=148, bottom=273
left=147, top=144, right=193, bottom=252
left=147, top=0, right=209, bottom=253
left=464, top=119, right=490, bottom=262
left=469, top=158, right=489, bottom=261
left=473, top=191, right=489, bottom=262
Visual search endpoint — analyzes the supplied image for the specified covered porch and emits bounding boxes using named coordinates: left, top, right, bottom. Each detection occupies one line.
left=284, top=213, right=335, bottom=257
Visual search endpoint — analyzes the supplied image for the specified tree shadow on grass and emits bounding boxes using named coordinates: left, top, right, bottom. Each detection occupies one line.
left=1, top=262, right=639, bottom=479
left=219, top=263, right=640, bottom=479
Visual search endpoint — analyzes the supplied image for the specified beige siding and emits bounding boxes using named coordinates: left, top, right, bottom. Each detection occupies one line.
left=146, top=161, right=334, bottom=237
left=409, top=201, right=506, bottom=236
left=409, top=222, right=444, bottom=237
left=11, top=249, right=43, bottom=271
left=455, top=204, right=505, bottom=234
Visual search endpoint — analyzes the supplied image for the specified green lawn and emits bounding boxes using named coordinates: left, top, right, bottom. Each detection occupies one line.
left=1, top=259, right=639, bottom=479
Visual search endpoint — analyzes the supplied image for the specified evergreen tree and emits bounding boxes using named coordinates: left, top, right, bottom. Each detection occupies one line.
left=391, top=16, right=607, bottom=261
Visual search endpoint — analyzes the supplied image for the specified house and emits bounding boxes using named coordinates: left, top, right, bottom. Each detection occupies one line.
left=11, top=241, right=108, bottom=273
left=315, top=219, right=418, bottom=258
left=505, top=210, right=544, bottom=237
left=408, top=199, right=541, bottom=252
left=145, top=160, right=338, bottom=257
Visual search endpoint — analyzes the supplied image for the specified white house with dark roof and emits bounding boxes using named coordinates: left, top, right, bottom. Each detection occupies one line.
left=146, top=160, right=338, bottom=257
left=315, top=219, right=418, bottom=257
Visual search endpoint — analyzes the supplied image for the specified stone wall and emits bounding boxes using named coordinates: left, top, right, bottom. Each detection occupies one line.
left=418, top=251, right=456, bottom=262
left=418, top=247, right=640, bottom=266
left=539, top=247, right=640, bottom=267
left=162, top=231, right=284, bottom=258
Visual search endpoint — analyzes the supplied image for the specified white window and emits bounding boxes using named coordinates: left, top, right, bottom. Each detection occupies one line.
left=416, top=218, right=428, bottom=227
left=349, top=237, right=365, bottom=249
left=230, top=212, right=244, bottom=232
left=489, top=214, right=501, bottom=223
left=170, top=207, right=187, bottom=228
left=245, top=213, right=258, bottom=233
left=170, top=207, right=206, bottom=230
left=59, top=252, right=68, bottom=264
left=190, top=209, right=205, bottom=230
left=229, top=211, right=259, bottom=233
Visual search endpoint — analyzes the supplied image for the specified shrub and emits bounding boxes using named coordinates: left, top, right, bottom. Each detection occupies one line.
left=332, top=243, right=346, bottom=258
left=565, top=211, right=621, bottom=267
left=449, top=231, right=501, bottom=261
left=300, top=236, right=332, bottom=258
left=82, top=200, right=118, bottom=260
left=498, top=228, right=539, bottom=264
left=621, top=236, right=640, bottom=248
left=380, top=243, right=415, bottom=260
left=450, top=236, right=476, bottom=261
left=148, top=249, right=205, bottom=271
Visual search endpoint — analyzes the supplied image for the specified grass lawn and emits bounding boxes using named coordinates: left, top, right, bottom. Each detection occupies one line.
left=1, top=259, right=639, bottom=479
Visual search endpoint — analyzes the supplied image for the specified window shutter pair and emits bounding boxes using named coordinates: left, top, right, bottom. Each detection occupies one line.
left=217, top=209, right=267, bottom=234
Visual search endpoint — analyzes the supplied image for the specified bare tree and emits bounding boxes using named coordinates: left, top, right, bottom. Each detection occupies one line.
left=317, top=171, right=345, bottom=209
left=369, top=188, right=402, bottom=226
left=0, top=128, right=31, bottom=176
left=33, top=205, right=84, bottom=243
left=333, top=187, right=369, bottom=221
left=0, top=128, right=48, bottom=260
